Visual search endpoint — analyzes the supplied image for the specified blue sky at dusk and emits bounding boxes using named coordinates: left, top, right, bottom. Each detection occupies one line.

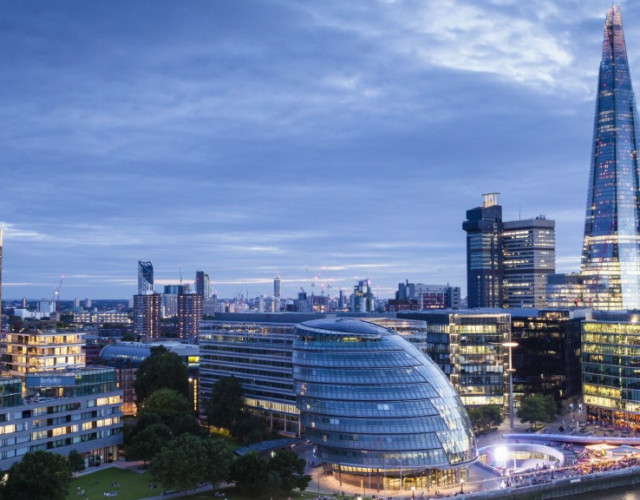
left=1, top=0, right=637, bottom=300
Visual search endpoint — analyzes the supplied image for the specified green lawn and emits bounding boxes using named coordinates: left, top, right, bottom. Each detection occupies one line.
left=68, top=467, right=153, bottom=500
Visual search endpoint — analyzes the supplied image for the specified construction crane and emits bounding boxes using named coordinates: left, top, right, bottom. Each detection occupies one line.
left=54, top=275, right=64, bottom=312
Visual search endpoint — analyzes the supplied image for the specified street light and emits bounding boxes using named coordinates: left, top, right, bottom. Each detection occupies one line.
left=460, top=478, right=464, bottom=494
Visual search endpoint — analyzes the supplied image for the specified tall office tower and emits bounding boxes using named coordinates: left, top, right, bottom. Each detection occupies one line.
left=463, top=193, right=503, bottom=308
left=133, top=293, right=162, bottom=341
left=137, top=261, right=154, bottom=295
left=195, top=271, right=209, bottom=298
left=274, top=273, right=281, bottom=298
left=502, top=216, right=556, bottom=308
left=351, top=279, right=375, bottom=312
left=581, top=6, right=640, bottom=310
left=177, top=292, right=203, bottom=340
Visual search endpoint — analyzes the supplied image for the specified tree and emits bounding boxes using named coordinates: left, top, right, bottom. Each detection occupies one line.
left=135, top=346, right=189, bottom=403
left=517, top=394, right=555, bottom=429
left=4, top=451, right=72, bottom=500
left=468, top=405, right=504, bottom=433
left=269, top=449, right=311, bottom=495
left=127, top=423, right=172, bottom=464
left=151, top=434, right=233, bottom=492
left=206, top=376, right=245, bottom=430
left=67, top=449, right=85, bottom=474
left=230, top=452, right=279, bottom=499
left=232, top=413, right=269, bottom=444
left=141, top=388, right=191, bottom=417
left=206, top=440, right=236, bottom=487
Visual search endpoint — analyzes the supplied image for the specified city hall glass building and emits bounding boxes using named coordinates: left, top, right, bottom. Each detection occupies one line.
left=581, top=6, right=640, bottom=310
left=293, top=319, right=477, bottom=491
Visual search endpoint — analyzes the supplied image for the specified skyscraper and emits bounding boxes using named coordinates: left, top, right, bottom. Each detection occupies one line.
left=177, top=292, right=203, bottom=340
left=274, top=273, right=281, bottom=298
left=463, top=193, right=503, bottom=308
left=138, top=261, right=154, bottom=295
left=581, top=6, right=640, bottom=310
left=502, top=217, right=555, bottom=308
left=195, top=271, right=209, bottom=298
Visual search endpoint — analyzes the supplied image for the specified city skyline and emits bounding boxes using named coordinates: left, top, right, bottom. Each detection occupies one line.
left=2, top=1, right=639, bottom=300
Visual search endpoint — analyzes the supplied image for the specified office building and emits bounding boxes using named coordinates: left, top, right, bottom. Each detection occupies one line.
left=71, top=311, right=131, bottom=325
left=3, top=330, right=86, bottom=380
left=137, top=261, right=154, bottom=295
left=293, top=318, right=476, bottom=490
left=0, top=369, right=123, bottom=470
left=177, top=292, right=203, bottom=340
left=581, top=6, right=640, bottom=310
left=132, top=293, right=162, bottom=341
left=274, top=273, right=281, bottom=299
left=198, top=315, right=314, bottom=436
left=463, top=193, right=503, bottom=308
left=398, top=310, right=509, bottom=407
left=502, top=217, right=555, bottom=308
left=388, top=281, right=461, bottom=311
left=162, top=284, right=189, bottom=318
left=195, top=271, right=209, bottom=298
left=546, top=273, right=586, bottom=308
left=581, top=311, right=640, bottom=427
left=510, top=309, right=583, bottom=407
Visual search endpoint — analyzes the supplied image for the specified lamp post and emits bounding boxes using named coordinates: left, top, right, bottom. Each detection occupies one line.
left=460, top=478, right=464, bottom=494
left=503, top=340, right=518, bottom=429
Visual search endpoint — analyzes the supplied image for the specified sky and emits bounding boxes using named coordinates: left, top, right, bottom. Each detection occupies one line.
left=1, top=0, right=638, bottom=301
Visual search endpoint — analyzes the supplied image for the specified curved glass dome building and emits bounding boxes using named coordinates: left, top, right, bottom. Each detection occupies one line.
left=293, top=318, right=477, bottom=490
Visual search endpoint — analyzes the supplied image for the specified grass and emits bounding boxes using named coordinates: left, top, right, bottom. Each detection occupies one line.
left=68, top=467, right=153, bottom=500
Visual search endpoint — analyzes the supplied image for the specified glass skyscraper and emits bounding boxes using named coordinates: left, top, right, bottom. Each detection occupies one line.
left=581, top=5, right=640, bottom=310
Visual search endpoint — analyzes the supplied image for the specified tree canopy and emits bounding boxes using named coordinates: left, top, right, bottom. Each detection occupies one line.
left=517, top=394, right=557, bottom=428
left=140, top=388, right=191, bottom=417
left=67, top=449, right=85, bottom=473
left=127, top=423, right=172, bottom=464
left=269, top=449, right=311, bottom=495
left=206, top=376, right=245, bottom=430
left=4, top=451, right=72, bottom=500
left=230, top=452, right=278, bottom=499
left=467, top=405, right=504, bottom=433
left=135, top=346, right=189, bottom=403
left=151, top=435, right=234, bottom=492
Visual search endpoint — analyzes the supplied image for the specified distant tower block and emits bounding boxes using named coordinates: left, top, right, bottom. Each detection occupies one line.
left=274, top=273, right=281, bottom=298
left=138, top=261, right=154, bottom=295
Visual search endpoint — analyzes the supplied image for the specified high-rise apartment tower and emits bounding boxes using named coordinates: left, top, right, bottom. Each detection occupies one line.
left=138, top=261, right=154, bottom=295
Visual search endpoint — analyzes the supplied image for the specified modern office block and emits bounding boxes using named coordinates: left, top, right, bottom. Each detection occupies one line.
left=132, top=293, right=162, bottom=341
left=581, top=6, right=640, bottom=310
left=195, top=271, right=210, bottom=298
left=198, top=315, right=319, bottom=436
left=463, top=193, right=503, bottom=308
left=502, top=217, right=555, bottom=308
left=581, top=311, right=640, bottom=427
left=398, top=310, right=509, bottom=407
left=137, top=261, right=154, bottom=295
left=546, top=273, right=586, bottom=308
left=293, top=318, right=476, bottom=490
left=510, top=309, right=583, bottom=406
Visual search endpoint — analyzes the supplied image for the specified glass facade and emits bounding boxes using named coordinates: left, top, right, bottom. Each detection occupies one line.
left=293, top=318, right=477, bottom=479
left=581, top=6, right=640, bottom=310
left=581, top=316, right=640, bottom=427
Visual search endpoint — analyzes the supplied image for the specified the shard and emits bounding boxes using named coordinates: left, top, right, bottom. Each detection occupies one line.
left=581, top=5, right=640, bottom=310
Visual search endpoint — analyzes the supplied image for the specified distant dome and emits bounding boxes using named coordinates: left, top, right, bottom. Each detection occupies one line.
left=293, top=318, right=477, bottom=471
